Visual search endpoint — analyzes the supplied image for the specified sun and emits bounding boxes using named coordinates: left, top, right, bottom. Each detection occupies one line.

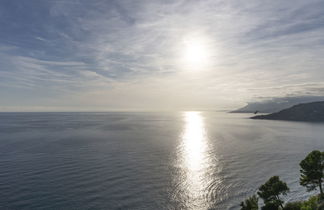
left=180, top=35, right=212, bottom=71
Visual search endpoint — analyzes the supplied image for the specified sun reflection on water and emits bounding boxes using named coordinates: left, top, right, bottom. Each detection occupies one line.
left=182, top=112, right=207, bottom=171
left=176, top=111, right=213, bottom=209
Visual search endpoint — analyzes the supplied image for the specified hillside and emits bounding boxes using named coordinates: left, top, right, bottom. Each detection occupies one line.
left=231, top=96, right=324, bottom=113
left=251, top=101, right=324, bottom=122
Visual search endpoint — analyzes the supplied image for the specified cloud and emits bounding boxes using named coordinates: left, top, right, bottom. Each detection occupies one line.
left=0, top=0, right=324, bottom=110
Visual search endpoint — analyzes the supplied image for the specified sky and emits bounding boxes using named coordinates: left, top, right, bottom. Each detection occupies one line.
left=1, top=0, right=324, bottom=111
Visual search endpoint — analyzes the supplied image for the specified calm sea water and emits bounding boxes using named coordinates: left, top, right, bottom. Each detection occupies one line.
left=0, top=112, right=323, bottom=209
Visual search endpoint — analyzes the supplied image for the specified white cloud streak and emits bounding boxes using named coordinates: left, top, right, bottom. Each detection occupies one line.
left=1, top=0, right=324, bottom=111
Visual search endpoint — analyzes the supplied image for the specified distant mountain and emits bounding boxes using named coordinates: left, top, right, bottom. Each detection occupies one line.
left=231, top=101, right=292, bottom=113
left=231, top=96, right=324, bottom=113
left=251, top=101, right=324, bottom=122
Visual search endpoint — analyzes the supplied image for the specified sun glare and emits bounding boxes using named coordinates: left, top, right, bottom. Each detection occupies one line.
left=180, top=35, right=212, bottom=71
left=182, top=111, right=207, bottom=171
left=177, top=111, right=213, bottom=209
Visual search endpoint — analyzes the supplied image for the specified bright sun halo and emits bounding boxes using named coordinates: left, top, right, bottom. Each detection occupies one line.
left=181, top=36, right=211, bottom=71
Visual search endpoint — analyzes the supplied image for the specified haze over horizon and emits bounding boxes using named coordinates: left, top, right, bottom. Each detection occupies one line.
left=1, top=0, right=324, bottom=111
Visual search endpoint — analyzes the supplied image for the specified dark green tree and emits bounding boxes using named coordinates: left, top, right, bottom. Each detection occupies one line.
left=283, top=201, right=302, bottom=210
left=240, top=195, right=259, bottom=210
left=261, top=203, right=279, bottom=210
left=258, top=176, right=289, bottom=209
left=299, top=150, right=324, bottom=199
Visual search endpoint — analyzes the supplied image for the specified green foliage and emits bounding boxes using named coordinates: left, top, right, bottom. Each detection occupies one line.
left=261, top=202, right=279, bottom=210
left=300, top=205, right=312, bottom=210
left=299, top=150, right=324, bottom=198
left=239, top=150, right=324, bottom=210
left=258, top=176, right=289, bottom=209
left=282, top=195, right=319, bottom=210
left=240, top=195, right=259, bottom=210
left=318, top=201, right=324, bottom=210
left=283, top=201, right=302, bottom=210
left=300, top=195, right=318, bottom=210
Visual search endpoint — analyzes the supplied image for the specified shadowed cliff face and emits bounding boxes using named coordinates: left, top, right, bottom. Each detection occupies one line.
left=251, top=101, right=324, bottom=122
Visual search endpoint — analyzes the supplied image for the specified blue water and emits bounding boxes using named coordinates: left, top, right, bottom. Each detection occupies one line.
left=0, top=112, right=323, bottom=209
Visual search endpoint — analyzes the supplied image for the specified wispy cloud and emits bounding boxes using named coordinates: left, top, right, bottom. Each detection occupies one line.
left=1, top=0, right=324, bottom=110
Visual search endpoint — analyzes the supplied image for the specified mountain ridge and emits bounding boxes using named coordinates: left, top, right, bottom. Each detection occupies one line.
left=251, top=101, right=324, bottom=122
left=231, top=96, right=324, bottom=113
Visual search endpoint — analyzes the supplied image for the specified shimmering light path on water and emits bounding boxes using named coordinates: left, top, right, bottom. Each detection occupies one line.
left=175, top=112, right=218, bottom=209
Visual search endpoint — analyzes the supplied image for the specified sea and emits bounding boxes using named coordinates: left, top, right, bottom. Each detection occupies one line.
left=0, top=111, right=323, bottom=209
